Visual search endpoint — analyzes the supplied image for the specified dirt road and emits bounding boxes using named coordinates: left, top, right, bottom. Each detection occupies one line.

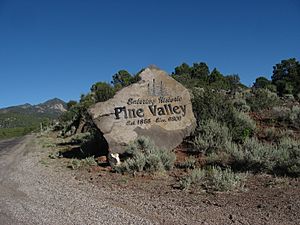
left=0, top=136, right=153, bottom=225
left=0, top=136, right=29, bottom=224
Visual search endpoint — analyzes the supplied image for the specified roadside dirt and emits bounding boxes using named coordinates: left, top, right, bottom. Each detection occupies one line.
left=0, top=135, right=299, bottom=225
left=73, top=166, right=300, bottom=225
left=0, top=135, right=153, bottom=225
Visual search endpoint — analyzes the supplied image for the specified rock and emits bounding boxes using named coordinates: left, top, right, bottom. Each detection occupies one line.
left=75, top=120, right=85, bottom=134
left=108, top=153, right=121, bottom=166
left=96, top=156, right=108, bottom=163
left=88, top=67, right=196, bottom=155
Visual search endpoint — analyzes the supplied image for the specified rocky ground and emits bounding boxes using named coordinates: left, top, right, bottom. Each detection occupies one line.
left=0, top=135, right=299, bottom=225
left=74, top=165, right=300, bottom=225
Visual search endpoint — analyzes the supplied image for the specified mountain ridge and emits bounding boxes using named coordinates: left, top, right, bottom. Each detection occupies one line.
left=0, top=98, right=68, bottom=139
left=0, top=98, right=67, bottom=118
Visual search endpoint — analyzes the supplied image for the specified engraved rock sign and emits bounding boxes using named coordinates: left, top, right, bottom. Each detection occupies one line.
left=88, top=66, right=196, bottom=155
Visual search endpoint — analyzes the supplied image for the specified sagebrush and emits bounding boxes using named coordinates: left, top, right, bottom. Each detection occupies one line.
left=115, top=137, right=176, bottom=174
left=180, top=166, right=245, bottom=191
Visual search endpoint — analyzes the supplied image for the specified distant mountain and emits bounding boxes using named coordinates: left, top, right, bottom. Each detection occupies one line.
left=0, top=98, right=67, bottom=138
left=0, top=98, right=67, bottom=118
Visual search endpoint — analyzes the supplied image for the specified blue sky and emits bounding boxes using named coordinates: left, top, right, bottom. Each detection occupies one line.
left=0, top=0, right=299, bottom=108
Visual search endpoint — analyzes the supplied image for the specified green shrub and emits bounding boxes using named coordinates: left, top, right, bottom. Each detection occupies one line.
left=284, top=94, right=295, bottom=100
left=120, top=153, right=146, bottom=173
left=279, top=129, right=295, bottom=139
left=191, top=89, right=255, bottom=144
left=48, top=152, right=60, bottom=159
left=289, top=106, right=300, bottom=127
left=193, top=120, right=231, bottom=154
left=179, top=166, right=245, bottom=191
left=217, top=137, right=300, bottom=177
left=69, top=159, right=82, bottom=170
left=159, top=149, right=177, bottom=170
left=179, top=176, right=192, bottom=190
left=205, top=166, right=246, bottom=191
left=177, top=156, right=197, bottom=169
left=289, top=106, right=300, bottom=120
left=263, top=127, right=277, bottom=141
left=179, top=168, right=206, bottom=190
left=271, top=106, right=300, bottom=129
left=247, top=88, right=280, bottom=111
left=191, top=118, right=299, bottom=177
left=271, top=106, right=290, bottom=122
left=70, top=132, right=92, bottom=144
left=43, top=142, right=56, bottom=148
left=232, top=98, right=250, bottom=113
left=229, top=111, right=256, bottom=143
left=191, top=89, right=233, bottom=123
left=230, top=138, right=276, bottom=171
left=205, top=149, right=231, bottom=166
left=273, top=138, right=300, bottom=176
left=90, top=82, right=115, bottom=103
left=68, top=156, right=97, bottom=170
left=115, top=137, right=176, bottom=174
left=82, top=156, right=98, bottom=166
left=262, top=127, right=294, bottom=142
left=190, top=167, right=206, bottom=182
left=208, top=138, right=275, bottom=172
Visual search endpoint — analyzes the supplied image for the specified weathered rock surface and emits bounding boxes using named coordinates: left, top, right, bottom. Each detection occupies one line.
left=88, top=67, right=196, bottom=154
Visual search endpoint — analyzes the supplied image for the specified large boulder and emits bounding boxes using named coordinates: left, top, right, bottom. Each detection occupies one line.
left=88, top=67, right=196, bottom=155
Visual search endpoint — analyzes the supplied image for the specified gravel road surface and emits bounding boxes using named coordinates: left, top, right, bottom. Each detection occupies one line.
left=0, top=135, right=154, bottom=225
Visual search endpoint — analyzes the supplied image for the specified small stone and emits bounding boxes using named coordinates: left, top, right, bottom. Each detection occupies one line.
left=96, top=156, right=107, bottom=163
left=108, top=153, right=121, bottom=166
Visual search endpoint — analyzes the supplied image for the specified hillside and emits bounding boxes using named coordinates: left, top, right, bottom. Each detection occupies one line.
left=0, top=98, right=67, bottom=119
left=0, top=98, right=67, bottom=139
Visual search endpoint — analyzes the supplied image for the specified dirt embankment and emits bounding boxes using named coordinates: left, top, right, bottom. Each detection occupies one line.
left=0, top=135, right=299, bottom=225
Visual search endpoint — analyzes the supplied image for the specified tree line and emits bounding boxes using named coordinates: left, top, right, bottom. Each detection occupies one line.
left=61, top=57, right=300, bottom=125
